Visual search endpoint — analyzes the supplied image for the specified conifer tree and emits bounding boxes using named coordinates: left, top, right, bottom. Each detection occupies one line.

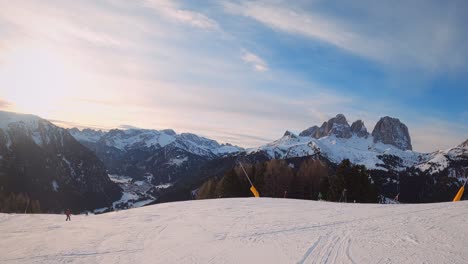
left=215, top=169, right=243, bottom=198
left=197, top=178, right=218, bottom=199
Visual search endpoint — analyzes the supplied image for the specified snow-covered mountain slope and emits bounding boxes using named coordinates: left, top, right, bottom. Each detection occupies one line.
left=68, top=127, right=243, bottom=185
left=249, top=133, right=423, bottom=171
left=246, top=114, right=424, bottom=171
left=67, top=128, right=104, bottom=144
left=248, top=114, right=466, bottom=174
left=0, top=111, right=122, bottom=212
left=69, top=128, right=242, bottom=158
left=415, top=139, right=468, bottom=177
left=1, top=198, right=467, bottom=264
left=69, top=128, right=243, bottom=185
left=0, top=111, right=64, bottom=148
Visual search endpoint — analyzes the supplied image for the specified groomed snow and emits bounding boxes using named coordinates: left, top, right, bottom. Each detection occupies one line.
left=1, top=198, right=467, bottom=264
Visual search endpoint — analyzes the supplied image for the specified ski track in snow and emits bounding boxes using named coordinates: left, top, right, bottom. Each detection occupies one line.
left=1, top=198, right=467, bottom=264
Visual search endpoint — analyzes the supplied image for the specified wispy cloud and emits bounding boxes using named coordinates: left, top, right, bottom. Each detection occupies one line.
left=225, top=1, right=468, bottom=72
left=0, top=98, right=12, bottom=110
left=47, top=119, right=112, bottom=130
left=118, top=124, right=142, bottom=130
left=242, top=50, right=268, bottom=72
left=143, top=0, right=219, bottom=30
left=410, top=119, right=468, bottom=152
left=0, top=0, right=465, bottom=152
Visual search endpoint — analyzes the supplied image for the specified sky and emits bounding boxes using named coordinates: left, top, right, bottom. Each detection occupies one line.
left=0, top=0, right=467, bottom=152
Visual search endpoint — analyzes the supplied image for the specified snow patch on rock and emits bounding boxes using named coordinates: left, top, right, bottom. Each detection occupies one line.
left=51, top=180, right=59, bottom=192
left=166, top=156, right=188, bottom=166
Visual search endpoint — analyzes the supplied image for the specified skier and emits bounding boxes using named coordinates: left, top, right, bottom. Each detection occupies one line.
left=65, top=208, right=71, bottom=221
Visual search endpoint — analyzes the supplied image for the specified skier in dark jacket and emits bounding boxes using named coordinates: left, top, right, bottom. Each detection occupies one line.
left=65, top=209, right=71, bottom=221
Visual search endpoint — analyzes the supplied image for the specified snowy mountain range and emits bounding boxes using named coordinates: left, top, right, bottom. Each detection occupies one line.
left=250, top=129, right=420, bottom=171
left=68, top=127, right=242, bottom=185
left=65, top=113, right=468, bottom=204
left=247, top=114, right=465, bottom=175
left=69, top=128, right=242, bottom=158
left=159, top=114, right=466, bottom=203
left=0, top=110, right=466, bottom=213
left=66, top=127, right=243, bottom=211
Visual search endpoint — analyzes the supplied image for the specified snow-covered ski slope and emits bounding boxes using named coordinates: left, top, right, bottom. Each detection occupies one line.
left=1, top=198, right=467, bottom=264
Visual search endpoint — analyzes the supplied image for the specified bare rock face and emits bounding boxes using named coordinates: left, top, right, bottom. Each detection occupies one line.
left=371, top=116, right=412, bottom=150
left=460, top=139, right=468, bottom=148
left=299, top=126, right=319, bottom=137
left=299, top=114, right=352, bottom=138
left=351, top=120, right=369, bottom=138
left=317, top=114, right=352, bottom=138
left=283, top=130, right=297, bottom=138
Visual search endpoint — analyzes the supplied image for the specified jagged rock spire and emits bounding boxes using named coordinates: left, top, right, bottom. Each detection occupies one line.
left=350, top=120, right=369, bottom=138
left=371, top=116, right=412, bottom=150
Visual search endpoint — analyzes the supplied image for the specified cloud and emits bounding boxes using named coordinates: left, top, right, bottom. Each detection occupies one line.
left=127, top=79, right=360, bottom=147
left=224, top=1, right=468, bottom=72
left=47, top=119, right=111, bottom=130
left=0, top=0, right=465, bottom=152
left=0, top=1, right=144, bottom=50
left=0, top=98, right=12, bottom=110
left=143, top=0, right=219, bottom=30
left=118, top=124, right=142, bottom=130
left=409, top=117, right=468, bottom=152
left=241, top=51, right=268, bottom=72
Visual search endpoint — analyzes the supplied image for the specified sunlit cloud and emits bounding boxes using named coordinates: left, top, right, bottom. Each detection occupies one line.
left=0, top=0, right=466, bottom=152
left=0, top=98, right=12, bottom=111
left=242, top=51, right=268, bottom=72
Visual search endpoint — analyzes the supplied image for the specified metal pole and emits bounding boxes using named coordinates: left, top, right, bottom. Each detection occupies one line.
left=24, top=200, right=30, bottom=214
left=238, top=161, right=253, bottom=186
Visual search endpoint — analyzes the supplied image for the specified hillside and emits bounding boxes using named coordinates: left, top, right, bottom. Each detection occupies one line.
left=0, top=111, right=121, bottom=213
left=1, top=198, right=467, bottom=264
left=68, top=128, right=242, bottom=184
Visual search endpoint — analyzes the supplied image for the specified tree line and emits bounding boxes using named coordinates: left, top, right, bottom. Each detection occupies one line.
left=196, top=158, right=378, bottom=203
left=0, top=187, right=42, bottom=213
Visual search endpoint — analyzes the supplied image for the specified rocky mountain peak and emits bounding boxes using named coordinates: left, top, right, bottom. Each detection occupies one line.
left=299, top=114, right=353, bottom=138
left=283, top=130, right=297, bottom=138
left=299, top=125, right=319, bottom=137
left=371, top=116, right=412, bottom=150
left=317, top=114, right=352, bottom=138
left=459, top=139, right=468, bottom=148
left=68, top=128, right=105, bottom=143
left=161, top=129, right=176, bottom=136
left=350, top=120, right=369, bottom=138
left=333, top=114, right=348, bottom=124
left=0, top=111, right=121, bottom=212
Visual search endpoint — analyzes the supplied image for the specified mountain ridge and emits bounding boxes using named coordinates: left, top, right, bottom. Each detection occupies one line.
left=0, top=111, right=122, bottom=213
